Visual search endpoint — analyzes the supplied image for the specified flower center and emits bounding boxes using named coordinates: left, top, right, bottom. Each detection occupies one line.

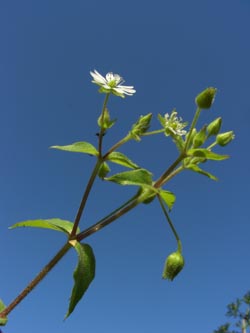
left=108, top=80, right=118, bottom=88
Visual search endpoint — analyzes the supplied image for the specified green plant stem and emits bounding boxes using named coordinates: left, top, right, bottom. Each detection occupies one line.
left=207, top=141, right=217, bottom=150
left=157, top=195, right=182, bottom=252
left=98, top=93, right=110, bottom=155
left=160, top=165, right=184, bottom=186
left=154, top=153, right=185, bottom=188
left=184, top=107, right=201, bottom=151
left=71, top=94, right=111, bottom=237
left=142, top=129, right=165, bottom=136
left=70, top=159, right=103, bottom=237
left=102, top=133, right=131, bottom=159
left=0, top=242, right=71, bottom=319
left=0, top=192, right=144, bottom=319
left=76, top=191, right=143, bottom=242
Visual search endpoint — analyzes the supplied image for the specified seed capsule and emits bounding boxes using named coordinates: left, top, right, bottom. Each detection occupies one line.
left=195, top=87, right=217, bottom=109
left=216, top=131, right=235, bottom=146
left=162, top=251, right=185, bottom=281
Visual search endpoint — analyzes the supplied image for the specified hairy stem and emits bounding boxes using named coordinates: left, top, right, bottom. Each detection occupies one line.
left=0, top=242, right=71, bottom=319
left=98, top=93, right=110, bottom=155
left=0, top=192, right=142, bottom=319
left=154, top=153, right=185, bottom=188
left=102, top=133, right=131, bottom=159
left=76, top=191, right=143, bottom=242
left=70, top=159, right=102, bottom=237
left=184, top=107, right=201, bottom=151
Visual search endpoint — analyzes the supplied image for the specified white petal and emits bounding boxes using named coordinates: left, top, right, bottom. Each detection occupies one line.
left=116, top=85, right=136, bottom=94
left=90, top=70, right=107, bottom=85
left=106, top=72, right=115, bottom=82
left=113, top=87, right=130, bottom=95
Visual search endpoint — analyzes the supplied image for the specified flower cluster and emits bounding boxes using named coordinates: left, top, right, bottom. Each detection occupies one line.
left=90, top=70, right=136, bottom=98
left=164, top=110, right=187, bottom=137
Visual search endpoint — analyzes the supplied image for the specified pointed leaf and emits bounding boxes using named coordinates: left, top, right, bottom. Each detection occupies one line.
left=188, top=148, right=229, bottom=161
left=10, top=218, right=79, bottom=235
left=105, top=169, right=153, bottom=187
left=66, top=242, right=95, bottom=318
left=0, top=299, right=7, bottom=326
left=51, top=142, right=99, bottom=156
left=107, top=151, right=139, bottom=169
left=187, top=164, right=218, bottom=181
left=159, top=190, right=176, bottom=211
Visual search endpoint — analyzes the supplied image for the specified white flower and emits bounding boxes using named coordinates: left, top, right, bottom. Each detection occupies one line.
left=164, top=110, right=187, bottom=137
left=90, top=70, right=136, bottom=98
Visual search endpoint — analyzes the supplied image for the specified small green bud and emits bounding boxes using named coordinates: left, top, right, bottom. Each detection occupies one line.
left=207, top=117, right=222, bottom=137
left=216, top=131, right=235, bottom=146
left=98, top=108, right=116, bottom=130
left=195, top=87, right=217, bottom=109
left=162, top=251, right=185, bottom=281
left=192, top=125, right=207, bottom=148
left=98, top=162, right=110, bottom=179
left=130, top=113, right=152, bottom=141
left=141, top=188, right=156, bottom=204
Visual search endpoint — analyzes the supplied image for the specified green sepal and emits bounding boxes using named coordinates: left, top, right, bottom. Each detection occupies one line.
left=159, top=190, right=176, bottom=211
left=188, top=148, right=229, bottom=161
left=192, top=125, right=207, bottom=148
left=50, top=142, right=99, bottom=156
left=10, top=218, right=79, bottom=236
left=187, top=164, right=218, bottom=181
left=65, top=242, right=95, bottom=319
left=0, top=299, right=8, bottom=326
left=207, top=117, right=222, bottom=137
left=107, top=151, right=139, bottom=169
left=157, top=113, right=165, bottom=128
left=105, top=168, right=153, bottom=187
left=129, top=113, right=152, bottom=141
left=184, top=128, right=197, bottom=149
left=176, top=136, right=186, bottom=152
left=97, top=108, right=116, bottom=130
left=98, top=162, right=111, bottom=179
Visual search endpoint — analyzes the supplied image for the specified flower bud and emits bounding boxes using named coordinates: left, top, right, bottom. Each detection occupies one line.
left=195, top=87, right=217, bottom=109
left=192, top=125, right=207, bottom=148
left=98, top=162, right=110, bottom=179
left=216, top=131, right=235, bottom=146
left=130, top=113, right=152, bottom=141
left=97, top=108, right=116, bottom=130
left=162, top=251, right=185, bottom=281
left=207, top=117, right=222, bottom=137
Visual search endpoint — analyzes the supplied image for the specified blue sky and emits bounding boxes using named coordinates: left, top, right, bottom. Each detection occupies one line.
left=0, top=0, right=250, bottom=332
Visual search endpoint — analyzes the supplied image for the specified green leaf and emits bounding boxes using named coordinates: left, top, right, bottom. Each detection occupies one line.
left=105, top=168, right=153, bottom=187
left=10, top=218, right=79, bottom=235
left=51, top=142, right=99, bottom=156
left=187, top=164, right=218, bottom=181
left=66, top=242, right=95, bottom=319
left=159, top=190, right=176, bottom=211
left=188, top=148, right=229, bottom=161
left=107, top=151, right=139, bottom=169
left=0, top=299, right=7, bottom=326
